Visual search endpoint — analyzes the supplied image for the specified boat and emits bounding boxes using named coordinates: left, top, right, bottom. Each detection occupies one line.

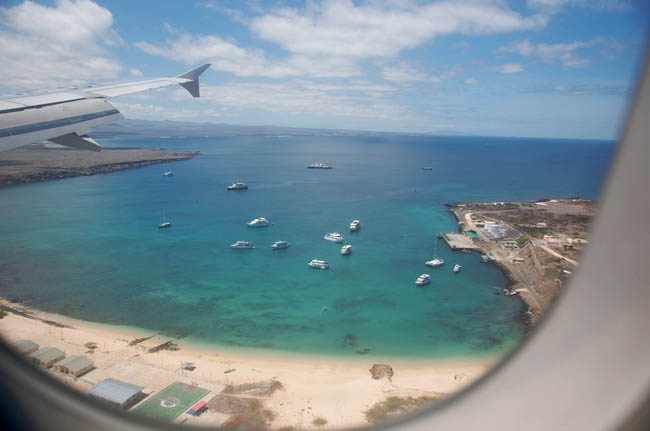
left=308, top=259, right=329, bottom=269
left=158, top=221, right=171, bottom=229
left=349, top=220, right=361, bottom=232
left=227, top=182, right=248, bottom=190
left=247, top=217, right=271, bottom=227
left=324, top=232, right=344, bottom=243
left=163, top=171, right=174, bottom=176
left=461, top=249, right=472, bottom=254
left=426, top=237, right=444, bottom=267
left=504, top=289, right=519, bottom=296
left=415, top=274, right=431, bottom=286
left=422, top=167, right=433, bottom=170
left=231, top=241, right=255, bottom=249
left=271, top=241, right=290, bottom=249
left=341, top=245, right=352, bottom=255
left=453, top=264, right=462, bottom=273
left=481, top=254, right=489, bottom=263
left=307, top=162, right=332, bottom=169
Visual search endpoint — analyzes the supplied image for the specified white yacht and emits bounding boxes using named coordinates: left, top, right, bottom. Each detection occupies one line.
left=426, top=237, right=444, bottom=267
left=341, top=245, right=352, bottom=255
left=324, top=232, right=344, bottom=243
left=158, top=221, right=171, bottom=229
left=247, top=217, right=271, bottom=227
left=349, top=220, right=361, bottom=232
left=307, top=162, right=332, bottom=169
left=163, top=171, right=174, bottom=177
left=271, top=241, right=290, bottom=249
left=308, top=259, right=329, bottom=269
left=454, top=264, right=462, bottom=273
left=227, top=182, right=248, bottom=190
left=415, top=274, right=431, bottom=286
left=231, top=241, right=255, bottom=249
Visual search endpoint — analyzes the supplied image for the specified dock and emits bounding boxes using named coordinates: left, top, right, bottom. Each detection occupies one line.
left=440, top=233, right=481, bottom=250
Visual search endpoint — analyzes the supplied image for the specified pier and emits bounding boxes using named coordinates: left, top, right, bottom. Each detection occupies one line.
left=440, top=233, right=481, bottom=250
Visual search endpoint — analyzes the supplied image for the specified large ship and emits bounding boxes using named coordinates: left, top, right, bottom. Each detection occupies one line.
left=324, top=232, right=344, bottom=243
left=307, top=163, right=332, bottom=169
left=308, top=259, right=329, bottom=269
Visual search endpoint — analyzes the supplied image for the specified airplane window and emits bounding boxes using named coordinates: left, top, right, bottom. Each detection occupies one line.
left=0, top=1, right=648, bottom=430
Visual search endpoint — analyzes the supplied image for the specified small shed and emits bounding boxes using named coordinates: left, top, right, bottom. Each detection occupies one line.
left=53, top=355, right=94, bottom=377
left=12, top=340, right=39, bottom=355
left=186, top=400, right=206, bottom=417
left=28, top=347, right=65, bottom=368
left=87, top=378, right=144, bottom=408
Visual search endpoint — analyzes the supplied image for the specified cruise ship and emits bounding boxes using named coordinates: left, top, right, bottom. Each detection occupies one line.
left=324, top=232, right=344, bottom=243
left=231, top=241, right=255, bottom=249
left=341, top=245, right=352, bottom=255
left=227, top=182, right=248, bottom=190
left=415, top=274, right=431, bottom=286
left=307, top=163, right=332, bottom=169
left=349, top=220, right=361, bottom=232
left=308, top=259, right=329, bottom=269
left=271, top=241, right=290, bottom=249
left=247, top=217, right=271, bottom=227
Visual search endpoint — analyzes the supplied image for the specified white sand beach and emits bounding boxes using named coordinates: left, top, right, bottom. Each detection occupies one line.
left=0, top=300, right=496, bottom=429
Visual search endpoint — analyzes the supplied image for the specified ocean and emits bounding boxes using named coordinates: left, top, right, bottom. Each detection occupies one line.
left=0, top=135, right=614, bottom=358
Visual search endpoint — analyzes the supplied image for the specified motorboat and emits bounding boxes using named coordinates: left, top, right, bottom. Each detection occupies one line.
left=425, top=258, right=444, bottom=267
left=308, top=259, right=329, bottom=269
left=422, top=167, right=433, bottom=170
left=163, top=171, right=174, bottom=176
left=453, top=264, right=462, bottom=273
left=481, top=254, right=490, bottom=263
left=415, top=274, right=431, bottom=286
left=341, top=245, right=352, bottom=255
left=271, top=241, right=290, bottom=249
left=324, top=232, right=344, bottom=243
left=307, top=163, right=332, bottom=169
left=504, top=289, right=519, bottom=296
left=247, top=217, right=271, bottom=227
left=158, top=221, right=172, bottom=228
left=227, top=182, right=248, bottom=190
left=349, top=220, right=361, bottom=231
left=231, top=241, right=255, bottom=249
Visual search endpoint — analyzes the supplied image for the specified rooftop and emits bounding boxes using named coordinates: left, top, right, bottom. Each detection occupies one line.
left=87, top=378, right=143, bottom=405
left=53, top=355, right=93, bottom=373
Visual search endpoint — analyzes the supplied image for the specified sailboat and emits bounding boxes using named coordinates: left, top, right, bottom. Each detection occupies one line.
left=425, top=236, right=444, bottom=267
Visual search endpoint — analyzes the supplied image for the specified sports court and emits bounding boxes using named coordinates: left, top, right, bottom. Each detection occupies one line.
left=133, top=382, right=209, bottom=422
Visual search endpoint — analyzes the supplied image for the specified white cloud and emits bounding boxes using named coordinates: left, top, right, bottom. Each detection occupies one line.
left=464, top=78, right=479, bottom=84
left=137, top=1, right=548, bottom=79
left=526, top=0, right=632, bottom=13
left=180, top=80, right=407, bottom=120
left=250, top=0, right=548, bottom=59
left=381, top=62, right=429, bottom=83
left=0, top=0, right=123, bottom=90
left=501, top=39, right=595, bottom=69
left=501, top=63, right=524, bottom=73
left=130, top=68, right=143, bottom=77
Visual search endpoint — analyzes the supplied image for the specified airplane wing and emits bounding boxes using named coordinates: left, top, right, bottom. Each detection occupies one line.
left=0, top=64, right=210, bottom=152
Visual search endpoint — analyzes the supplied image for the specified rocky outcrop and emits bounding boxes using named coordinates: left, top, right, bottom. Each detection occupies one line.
left=370, top=364, right=394, bottom=382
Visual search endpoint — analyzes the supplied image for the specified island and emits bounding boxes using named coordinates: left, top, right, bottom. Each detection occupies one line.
left=0, top=144, right=199, bottom=187
left=446, top=198, right=596, bottom=324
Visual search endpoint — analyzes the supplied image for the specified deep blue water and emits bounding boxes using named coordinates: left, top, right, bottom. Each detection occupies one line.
left=0, top=135, right=614, bottom=358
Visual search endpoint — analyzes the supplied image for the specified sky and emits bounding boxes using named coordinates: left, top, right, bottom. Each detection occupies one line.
left=0, top=0, right=648, bottom=139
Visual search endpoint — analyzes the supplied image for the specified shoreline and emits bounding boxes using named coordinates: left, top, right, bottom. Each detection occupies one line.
left=0, top=145, right=199, bottom=188
left=0, top=298, right=496, bottom=429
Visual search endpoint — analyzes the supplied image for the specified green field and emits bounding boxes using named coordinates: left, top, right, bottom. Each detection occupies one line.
left=133, top=382, right=209, bottom=422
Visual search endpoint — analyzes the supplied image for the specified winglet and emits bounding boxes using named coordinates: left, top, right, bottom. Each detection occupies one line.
left=176, top=64, right=211, bottom=98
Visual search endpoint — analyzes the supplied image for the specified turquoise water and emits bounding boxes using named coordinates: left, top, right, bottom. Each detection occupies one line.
left=0, top=135, right=613, bottom=358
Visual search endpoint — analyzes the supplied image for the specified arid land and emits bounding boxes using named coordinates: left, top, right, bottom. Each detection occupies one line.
left=447, top=198, right=596, bottom=324
left=0, top=144, right=198, bottom=187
